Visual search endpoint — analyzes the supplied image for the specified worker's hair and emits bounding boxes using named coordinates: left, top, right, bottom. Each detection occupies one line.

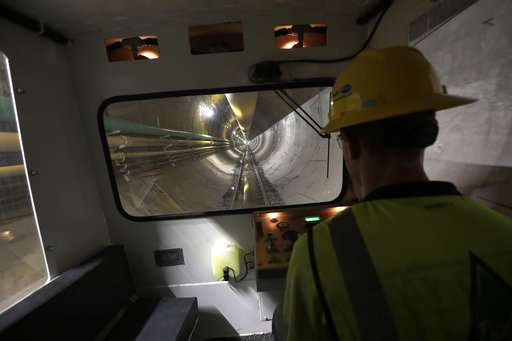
left=341, top=111, right=439, bottom=151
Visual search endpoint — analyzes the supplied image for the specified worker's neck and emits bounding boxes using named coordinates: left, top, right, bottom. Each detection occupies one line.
left=358, top=154, right=429, bottom=200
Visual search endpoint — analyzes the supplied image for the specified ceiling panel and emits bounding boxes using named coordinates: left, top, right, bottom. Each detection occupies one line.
left=0, top=0, right=372, bottom=36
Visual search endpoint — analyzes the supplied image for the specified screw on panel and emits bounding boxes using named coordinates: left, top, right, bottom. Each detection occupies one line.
left=29, top=169, right=39, bottom=176
left=16, top=88, right=25, bottom=95
left=482, top=17, right=495, bottom=26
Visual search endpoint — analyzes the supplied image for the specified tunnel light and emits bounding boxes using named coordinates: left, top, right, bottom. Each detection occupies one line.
left=199, top=103, right=215, bottom=118
left=268, top=212, right=279, bottom=220
left=268, top=212, right=280, bottom=224
left=138, top=50, right=160, bottom=59
left=0, top=229, right=14, bottom=242
left=282, top=40, right=299, bottom=49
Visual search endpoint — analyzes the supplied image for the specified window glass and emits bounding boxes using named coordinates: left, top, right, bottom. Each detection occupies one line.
left=101, top=85, right=343, bottom=217
left=0, top=52, right=48, bottom=312
left=105, top=35, right=160, bottom=62
left=274, top=24, right=327, bottom=49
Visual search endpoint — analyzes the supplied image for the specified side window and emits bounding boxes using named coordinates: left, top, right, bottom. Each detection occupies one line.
left=100, top=84, right=343, bottom=218
left=0, top=52, right=48, bottom=313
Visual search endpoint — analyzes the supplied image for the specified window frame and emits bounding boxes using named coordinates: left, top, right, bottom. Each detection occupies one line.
left=98, top=79, right=348, bottom=221
left=0, top=51, right=50, bottom=313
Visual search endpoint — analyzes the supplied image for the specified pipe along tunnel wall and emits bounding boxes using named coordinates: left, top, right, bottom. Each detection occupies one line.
left=104, top=87, right=343, bottom=217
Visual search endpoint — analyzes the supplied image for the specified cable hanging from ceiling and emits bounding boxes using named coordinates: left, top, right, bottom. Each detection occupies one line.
left=248, top=0, right=394, bottom=83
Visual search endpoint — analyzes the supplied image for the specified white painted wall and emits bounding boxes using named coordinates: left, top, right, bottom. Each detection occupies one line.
left=368, top=0, right=432, bottom=48
left=68, top=11, right=365, bottom=335
left=420, top=0, right=512, bottom=216
left=0, top=19, right=110, bottom=273
left=368, top=0, right=512, bottom=217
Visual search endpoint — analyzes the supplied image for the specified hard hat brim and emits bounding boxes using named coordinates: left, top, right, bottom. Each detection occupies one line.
left=321, top=93, right=477, bottom=133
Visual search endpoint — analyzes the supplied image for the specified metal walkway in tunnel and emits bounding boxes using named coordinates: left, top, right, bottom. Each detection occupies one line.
left=110, top=131, right=284, bottom=214
left=226, top=148, right=283, bottom=210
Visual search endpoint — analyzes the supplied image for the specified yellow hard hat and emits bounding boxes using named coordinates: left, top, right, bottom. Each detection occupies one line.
left=322, top=46, right=477, bottom=133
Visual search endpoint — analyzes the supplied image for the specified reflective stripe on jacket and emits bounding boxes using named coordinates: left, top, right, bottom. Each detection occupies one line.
left=283, top=182, right=512, bottom=341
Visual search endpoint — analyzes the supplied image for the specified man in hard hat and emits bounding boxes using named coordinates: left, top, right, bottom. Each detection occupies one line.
left=279, top=46, right=512, bottom=341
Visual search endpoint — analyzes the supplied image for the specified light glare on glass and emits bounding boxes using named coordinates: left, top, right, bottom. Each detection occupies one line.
left=199, top=103, right=215, bottom=118
left=138, top=50, right=159, bottom=59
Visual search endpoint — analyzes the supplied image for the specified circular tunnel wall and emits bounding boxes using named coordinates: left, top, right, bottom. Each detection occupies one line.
left=102, top=86, right=343, bottom=217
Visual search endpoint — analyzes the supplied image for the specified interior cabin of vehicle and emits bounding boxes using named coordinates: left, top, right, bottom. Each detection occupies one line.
left=0, top=0, right=510, bottom=340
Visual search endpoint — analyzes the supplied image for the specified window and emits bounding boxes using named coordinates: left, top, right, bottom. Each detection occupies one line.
left=105, top=35, right=160, bottom=62
left=0, top=52, right=48, bottom=313
left=274, top=24, right=327, bottom=49
left=100, top=82, right=343, bottom=218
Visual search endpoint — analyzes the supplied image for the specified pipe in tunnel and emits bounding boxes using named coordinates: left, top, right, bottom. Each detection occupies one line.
left=108, top=135, right=230, bottom=150
left=0, top=165, right=24, bottom=178
left=104, top=116, right=228, bottom=142
left=111, top=145, right=230, bottom=161
left=0, top=132, right=21, bottom=152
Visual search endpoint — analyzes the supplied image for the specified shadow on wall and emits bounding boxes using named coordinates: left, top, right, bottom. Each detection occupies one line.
left=426, top=160, right=512, bottom=216
left=191, top=305, right=239, bottom=341
left=119, top=213, right=256, bottom=292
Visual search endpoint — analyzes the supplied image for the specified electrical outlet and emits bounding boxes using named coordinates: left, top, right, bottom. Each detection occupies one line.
left=154, top=248, right=185, bottom=267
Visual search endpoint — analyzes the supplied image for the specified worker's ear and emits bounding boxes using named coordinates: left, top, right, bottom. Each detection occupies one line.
left=339, top=131, right=361, bottom=161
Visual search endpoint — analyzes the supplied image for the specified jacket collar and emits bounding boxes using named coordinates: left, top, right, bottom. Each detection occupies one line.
left=362, top=181, right=461, bottom=202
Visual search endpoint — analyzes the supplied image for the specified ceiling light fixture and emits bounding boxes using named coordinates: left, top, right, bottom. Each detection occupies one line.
left=199, top=103, right=215, bottom=118
left=138, top=50, right=160, bottom=59
left=0, top=230, right=14, bottom=242
left=282, top=40, right=299, bottom=49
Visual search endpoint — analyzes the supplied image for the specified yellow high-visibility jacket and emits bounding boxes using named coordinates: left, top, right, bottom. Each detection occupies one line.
left=283, top=182, right=512, bottom=341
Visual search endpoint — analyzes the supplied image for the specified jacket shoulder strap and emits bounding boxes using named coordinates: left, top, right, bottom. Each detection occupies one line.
left=328, top=210, right=399, bottom=341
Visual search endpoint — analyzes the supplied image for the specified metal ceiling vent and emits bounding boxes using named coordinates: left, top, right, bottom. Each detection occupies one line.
left=409, top=0, right=479, bottom=43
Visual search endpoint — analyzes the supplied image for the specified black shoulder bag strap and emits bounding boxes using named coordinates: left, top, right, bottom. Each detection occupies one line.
left=307, top=222, right=340, bottom=341
left=308, top=210, right=399, bottom=341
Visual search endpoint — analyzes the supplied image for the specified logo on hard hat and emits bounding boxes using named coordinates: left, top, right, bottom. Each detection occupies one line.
left=341, top=84, right=352, bottom=95
left=332, top=84, right=353, bottom=103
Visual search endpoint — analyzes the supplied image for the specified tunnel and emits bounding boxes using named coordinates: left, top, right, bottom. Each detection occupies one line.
left=103, top=86, right=343, bottom=217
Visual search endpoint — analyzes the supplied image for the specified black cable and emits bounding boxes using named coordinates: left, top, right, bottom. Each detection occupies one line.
left=248, top=0, right=393, bottom=83
left=281, top=88, right=334, bottom=179
left=228, top=267, right=238, bottom=281
left=307, top=226, right=340, bottom=341
left=224, top=251, right=254, bottom=283
left=274, top=90, right=329, bottom=139
left=279, top=89, right=324, bottom=130
left=276, top=0, right=393, bottom=65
